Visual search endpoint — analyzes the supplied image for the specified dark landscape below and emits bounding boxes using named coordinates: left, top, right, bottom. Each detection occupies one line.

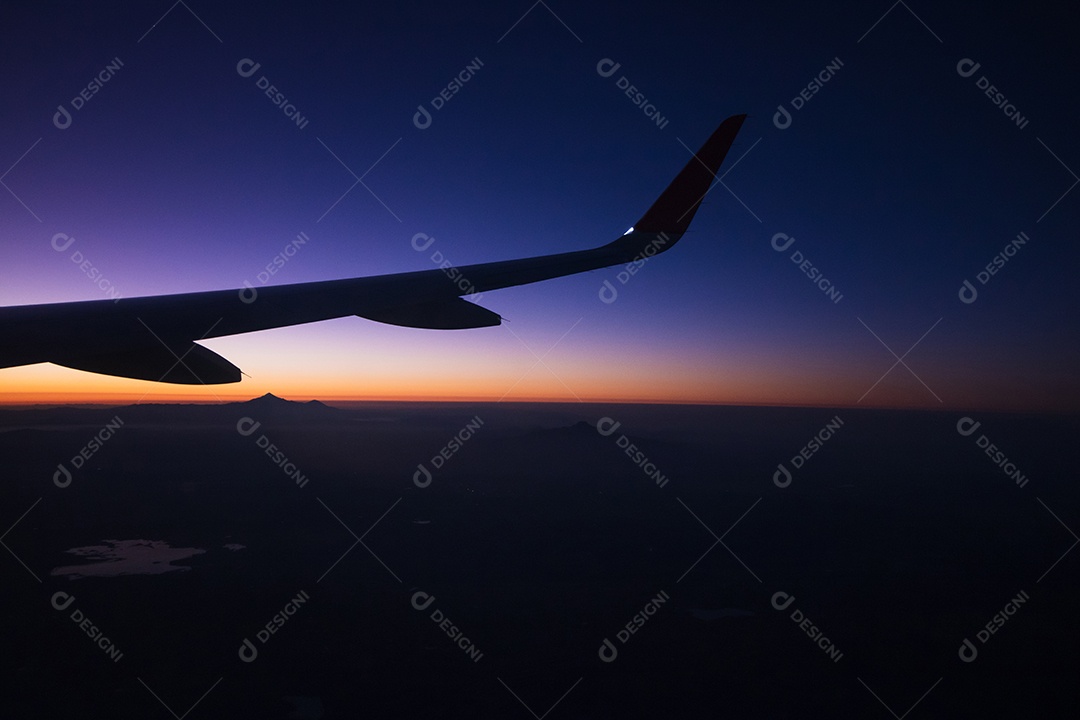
left=1, top=397, right=1076, bottom=717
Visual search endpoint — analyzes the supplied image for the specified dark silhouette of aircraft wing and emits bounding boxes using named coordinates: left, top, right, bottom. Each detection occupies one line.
left=0, top=115, right=746, bottom=384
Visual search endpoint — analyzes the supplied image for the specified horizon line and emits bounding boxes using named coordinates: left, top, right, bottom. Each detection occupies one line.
left=0, top=392, right=1069, bottom=415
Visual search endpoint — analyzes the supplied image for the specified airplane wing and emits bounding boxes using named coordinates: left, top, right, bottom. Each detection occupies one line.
left=0, top=115, right=746, bottom=384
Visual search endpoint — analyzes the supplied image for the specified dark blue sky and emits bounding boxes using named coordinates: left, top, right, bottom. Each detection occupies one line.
left=1, top=1, right=1077, bottom=408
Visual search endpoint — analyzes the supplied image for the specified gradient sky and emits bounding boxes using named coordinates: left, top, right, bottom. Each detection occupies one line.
left=1, top=1, right=1077, bottom=409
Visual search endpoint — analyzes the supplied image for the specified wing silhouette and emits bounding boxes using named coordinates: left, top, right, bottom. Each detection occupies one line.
left=0, top=115, right=746, bottom=384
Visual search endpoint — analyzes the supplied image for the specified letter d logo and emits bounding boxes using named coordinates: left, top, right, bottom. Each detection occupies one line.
left=411, top=591, right=435, bottom=611
left=773, top=104, right=792, bottom=130
left=239, top=281, right=258, bottom=304
left=958, top=637, right=978, bottom=662
left=236, top=417, right=261, bottom=436
left=956, top=58, right=980, bottom=78
left=596, top=58, right=621, bottom=78
left=771, top=591, right=795, bottom=611
left=598, top=279, right=618, bottom=304
left=54, top=463, right=72, bottom=488
left=596, top=417, right=621, bottom=437
left=238, top=638, right=258, bottom=662
left=956, top=417, right=981, bottom=437
left=413, top=105, right=432, bottom=130
left=413, top=464, right=432, bottom=488
left=411, top=233, right=435, bottom=251
left=236, top=58, right=261, bottom=78
left=598, top=638, right=618, bottom=662
left=958, top=279, right=978, bottom=304
left=771, top=233, right=795, bottom=252
left=53, top=105, right=72, bottom=130
left=51, top=233, right=75, bottom=252
left=51, top=591, right=76, bottom=611
left=773, top=463, right=792, bottom=488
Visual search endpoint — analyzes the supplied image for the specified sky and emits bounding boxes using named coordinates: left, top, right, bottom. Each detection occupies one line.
left=0, top=1, right=1077, bottom=409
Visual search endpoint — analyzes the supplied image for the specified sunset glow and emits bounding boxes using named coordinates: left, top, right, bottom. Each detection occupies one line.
left=1, top=4, right=1076, bottom=412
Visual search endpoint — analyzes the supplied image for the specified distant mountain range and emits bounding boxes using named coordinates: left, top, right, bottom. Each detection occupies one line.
left=0, top=393, right=342, bottom=427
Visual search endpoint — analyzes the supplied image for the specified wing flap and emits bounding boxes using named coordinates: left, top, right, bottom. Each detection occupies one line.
left=357, top=298, right=502, bottom=329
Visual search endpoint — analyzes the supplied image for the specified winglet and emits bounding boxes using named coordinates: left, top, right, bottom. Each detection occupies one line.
left=634, top=114, right=746, bottom=234
left=600, top=114, right=746, bottom=263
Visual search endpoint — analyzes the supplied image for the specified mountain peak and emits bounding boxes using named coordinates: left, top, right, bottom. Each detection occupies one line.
left=243, top=393, right=295, bottom=407
left=241, top=394, right=338, bottom=415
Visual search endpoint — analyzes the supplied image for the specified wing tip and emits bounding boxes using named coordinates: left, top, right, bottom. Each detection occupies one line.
left=603, top=114, right=746, bottom=261
left=632, top=114, right=747, bottom=236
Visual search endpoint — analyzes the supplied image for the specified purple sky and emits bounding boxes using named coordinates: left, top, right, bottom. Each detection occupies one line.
left=1, top=2, right=1077, bottom=408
